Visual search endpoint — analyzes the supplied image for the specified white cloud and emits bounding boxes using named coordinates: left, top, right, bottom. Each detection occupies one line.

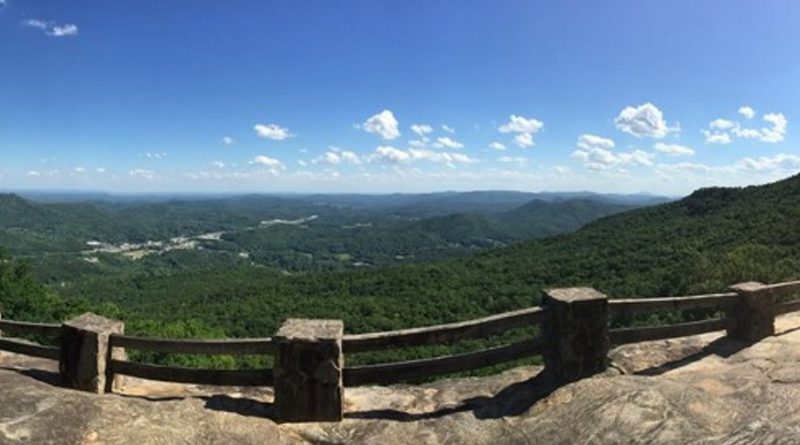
left=222, top=136, right=234, bottom=146
left=704, top=111, right=787, bottom=144
left=572, top=134, right=653, bottom=171
left=489, top=142, right=507, bottom=151
left=26, top=170, right=41, bottom=177
left=48, top=23, right=78, bottom=37
left=362, top=110, right=400, bottom=140
left=372, top=146, right=410, bottom=163
left=312, top=150, right=362, bottom=166
left=758, top=113, right=788, bottom=143
left=513, top=132, right=534, bottom=148
left=735, top=153, right=800, bottom=171
left=410, top=124, right=433, bottom=137
left=499, top=115, right=544, bottom=134
left=709, top=119, right=737, bottom=130
left=738, top=106, right=756, bottom=120
left=614, top=103, right=674, bottom=138
left=442, top=124, right=455, bottom=134
left=23, top=19, right=48, bottom=29
left=577, top=134, right=615, bottom=151
left=74, top=166, right=86, bottom=173
left=369, top=146, right=476, bottom=167
left=498, top=156, right=529, bottom=166
left=129, top=168, right=156, bottom=180
left=95, top=167, right=106, bottom=173
left=251, top=155, right=286, bottom=172
left=703, top=131, right=732, bottom=144
left=433, top=136, right=464, bottom=149
left=254, top=123, right=293, bottom=140
left=211, top=161, right=226, bottom=168
left=653, top=142, right=695, bottom=156
left=499, top=114, right=543, bottom=148
left=23, top=19, right=79, bottom=37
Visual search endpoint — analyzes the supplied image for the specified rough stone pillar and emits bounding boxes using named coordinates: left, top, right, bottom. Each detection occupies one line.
left=542, top=287, right=609, bottom=385
left=274, top=319, right=343, bottom=422
left=727, top=281, right=773, bottom=342
left=59, top=312, right=125, bottom=394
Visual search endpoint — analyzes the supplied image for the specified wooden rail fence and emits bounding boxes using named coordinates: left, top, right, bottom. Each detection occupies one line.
left=1, top=279, right=800, bottom=422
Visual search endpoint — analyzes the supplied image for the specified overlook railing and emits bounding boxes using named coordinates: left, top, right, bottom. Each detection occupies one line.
left=1, top=279, right=800, bottom=422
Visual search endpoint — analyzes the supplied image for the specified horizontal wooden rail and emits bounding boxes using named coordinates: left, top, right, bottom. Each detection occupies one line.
left=0, top=320, right=62, bottom=338
left=109, top=334, right=275, bottom=355
left=344, top=337, right=544, bottom=386
left=343, top=307, right=545, bottom=353
left=609, top=293, right=738, bottom=316
left=761, top=281, right=800, bottom=297
left=0, top=337, right=60, bottom=360
left=776, top=300, right=800, bottom=316
left=610, top=318, right=727, bottom=345
left=109, top=359, right=273, bottom=386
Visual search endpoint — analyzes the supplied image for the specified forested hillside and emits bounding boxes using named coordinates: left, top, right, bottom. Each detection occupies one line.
left=7, top=176, right=800, bottom=370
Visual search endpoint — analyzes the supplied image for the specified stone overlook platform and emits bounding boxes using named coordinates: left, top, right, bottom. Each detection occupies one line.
left=3, top=311, right=800, bottom=444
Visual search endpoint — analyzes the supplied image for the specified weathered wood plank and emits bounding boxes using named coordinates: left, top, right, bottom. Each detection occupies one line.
left=776, top=299, right=800, bottom=316
left=761, top=281, right=800, bottom=297
left=108, top=360, right=273, bottom=386
left=0, top=337, right=60, bottom=360
left=0, top=320, right=62, bottom=338
left=343, top=307, right=545, bottom=353
left=609, top=293, right=738, bottom=316
left=109, top=335, right=274, bottom=355
left=609, top=318, right=727, bottom=345
left=344, top=337, right=543, bottom=386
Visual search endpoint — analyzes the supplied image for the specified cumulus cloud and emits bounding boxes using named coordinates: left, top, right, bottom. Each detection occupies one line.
left=498, top=114, right=543, bottom=148
left=499, top=115, right=544, bottom=134
left=489, top=142, right=507, bottom=151
left=410, top=124, right=433, bottom=137
left=369, top=146, right=476, bottom=167
left=362, top=110, right=400, bottom=140
left=251, top=155, right=286, bottom=171
left=576, top=134, right=615, bottom=151
left=572, top=134, right=652, bottom=171
left=738, top=106, right=756, bottom=120
left=312, top=149, right=362, bottom=166
left=513, top=132, right=535, bottom=148
left=433, top=136, right=464, bottom=149
left=23, top=19, right=79, bottom=37
left=704, top=110, right=787, bottom=144
left=735, top=153, right=800, bottom=171
left=254, top=123, right=293, bottom=140
left=653, top=142, right=695, bottom=156
left=614, top=103, right=674, bottom=138
left=441, top=124, right=455, bottom=134
left=222, top=136, right=234, bottom=146
left=129, top=168, right=156, bottom=180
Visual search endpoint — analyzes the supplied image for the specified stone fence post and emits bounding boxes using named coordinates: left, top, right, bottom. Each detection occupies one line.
left=59, top=312, right=125, bottom=394
left=274, top=318, right=343, bottom=422
left=542, top=287, right=609, bottom=385
left=727, top=281, right=774, bottom=342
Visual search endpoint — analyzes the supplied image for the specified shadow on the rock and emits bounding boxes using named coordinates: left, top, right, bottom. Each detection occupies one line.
left=202, top=394, right=275, bottom=419
left=0, top=366, right=63, bottom=387
left=346, top=371, right=557, bottom=422
left=633, top=336, right=751, bottom=376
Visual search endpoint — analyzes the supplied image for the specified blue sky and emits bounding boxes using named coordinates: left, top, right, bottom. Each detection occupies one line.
left=1, top=0, right=799, bottom=194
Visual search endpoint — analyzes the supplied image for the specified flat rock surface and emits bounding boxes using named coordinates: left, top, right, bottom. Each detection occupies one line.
left=3, top=313, right=800, bottom=444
